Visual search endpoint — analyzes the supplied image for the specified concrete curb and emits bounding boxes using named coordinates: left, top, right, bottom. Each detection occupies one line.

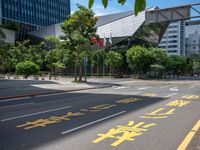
left=0, top=86, right=111, bottom=100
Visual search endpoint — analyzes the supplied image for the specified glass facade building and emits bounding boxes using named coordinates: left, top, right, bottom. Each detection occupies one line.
left=0, top=0, right=70, bottom=40
left=1, top=0, right=70, bottom=27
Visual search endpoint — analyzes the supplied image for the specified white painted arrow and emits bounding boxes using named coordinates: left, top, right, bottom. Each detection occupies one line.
left=138, top=86, right=152, bottom=90
left=169, top=87, right=178, bottom=91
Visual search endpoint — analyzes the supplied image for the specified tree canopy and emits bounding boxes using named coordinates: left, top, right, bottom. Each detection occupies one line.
left=61, top=5, right=98, bottom=81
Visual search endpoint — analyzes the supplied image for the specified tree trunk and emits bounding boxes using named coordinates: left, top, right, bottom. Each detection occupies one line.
left=74, top=62, right=77, bottom=81
left=91, top=64, right=93, bottom=77
left=110, top=66, right=112, bottom=77
left=79, top=65, right=82, bottom=81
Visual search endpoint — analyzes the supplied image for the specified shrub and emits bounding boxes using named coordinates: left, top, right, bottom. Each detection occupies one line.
left=16, top=61, right=40, bottom=79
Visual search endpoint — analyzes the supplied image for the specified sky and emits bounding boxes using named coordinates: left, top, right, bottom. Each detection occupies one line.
left=71, top=0, right=200, bottom=16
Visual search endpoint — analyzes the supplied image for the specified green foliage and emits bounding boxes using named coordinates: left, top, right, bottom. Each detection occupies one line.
left=1, top=21, right=19, bottom=31
left=150, top=64, right=164, bottom=71
left=105, top=51, right=123, bottom=69
left=191, top=54, right=200, bottom=72
left=88, top=0, right=146, bottom=15
left=0, top=29, right=6, bottom=41
left=91, top=49, right=105, bottom=67
left=16, top=61, right=40, bottom=77
left=0, top=42, right=11, bottom=74
left=166, top=55, right=187, bottom=73
left=61, top=5, right=98, bottom=81
left=42, top=36, right=60, bottom=50
left=126, top=46, right=153, bottom=74
left=45, top=49, right=70, bottom=70
left=149, top=47, right=168, bottom=66
left=9, top=40, right=45, bottom=69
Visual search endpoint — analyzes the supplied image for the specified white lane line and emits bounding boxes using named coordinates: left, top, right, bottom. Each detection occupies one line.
left=131, top=92, right=142, bottom=95
left=35, top=92, right=67, bottom=98
left=1, top=106, right=72, bottom=122
left=113, top=86, right=128, bottom=90
left=160, top=85, right=171, bottom=89
left=0, top=97, right=30, bottom=103
left=61, top=111, right=126, bottom=135
left=164, top=93, right=177, bottom=98
left=188, top=86, right=195, bottom=89
left=0, top=102, right=34, bottom=109
left=138, top=86, right=152, bottom=90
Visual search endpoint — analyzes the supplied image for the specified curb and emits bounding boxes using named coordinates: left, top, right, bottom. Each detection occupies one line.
left=0, top=86, right=110, bottom=100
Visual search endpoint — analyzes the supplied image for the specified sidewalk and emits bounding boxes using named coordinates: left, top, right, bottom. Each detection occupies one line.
left=0, top=77, right=114, bottom=100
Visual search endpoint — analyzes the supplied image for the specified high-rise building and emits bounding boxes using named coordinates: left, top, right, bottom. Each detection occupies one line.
left=185, top=20, right=200, bottom=56
left=185, top=31, right=200, bottom=56
left=0, top=0, right=70, bottom=40
left=158, top=21, right=185, bottom=56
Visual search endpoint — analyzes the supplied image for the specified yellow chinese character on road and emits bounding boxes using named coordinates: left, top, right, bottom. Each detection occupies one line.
left=182, top=95, right=199, bottom=100
left=92, top=121, right=156, bottom=147
left=89, top=104, right=116, bottom=112
left=140, top=108, right=175, bottom=119
left=17, top=112, right=85, bottom=130
left=166, top=100, right=191, bottom=107
left=116, top=98, right=140, bottom=104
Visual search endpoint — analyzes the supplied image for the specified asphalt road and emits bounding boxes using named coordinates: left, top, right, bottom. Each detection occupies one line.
left=0, top=80, right=200, bottom=150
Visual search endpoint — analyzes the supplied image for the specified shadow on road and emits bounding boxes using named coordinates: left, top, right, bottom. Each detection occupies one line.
left=0, top=92, right=168, bottom=150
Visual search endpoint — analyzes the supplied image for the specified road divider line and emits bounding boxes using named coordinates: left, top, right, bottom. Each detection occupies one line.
left=177, top=120, right=200, bottom=150
left=0, top=102, right=34, bottom=109
left=164, top=93, right=177, bottom=98
left=61, top=111, right=126, bottom=135
left=1, top=106, right=72, bottom=122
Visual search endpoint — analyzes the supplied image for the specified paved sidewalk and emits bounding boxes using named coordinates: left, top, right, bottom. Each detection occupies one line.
left=0, top=78, right=114, bottom=100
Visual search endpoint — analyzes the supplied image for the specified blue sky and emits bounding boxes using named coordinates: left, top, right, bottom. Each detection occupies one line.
left=71, top=0, right=200, bottom=16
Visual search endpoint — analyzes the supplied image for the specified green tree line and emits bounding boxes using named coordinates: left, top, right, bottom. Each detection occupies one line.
left=0, top=5, right=200, bottom=80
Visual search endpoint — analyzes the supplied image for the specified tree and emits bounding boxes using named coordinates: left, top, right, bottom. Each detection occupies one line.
left=16, top=61, right=40, bottom=79
left=126, top=45, right=153, bottom=75
left=0, top=30, right=11, bottom=74
left=150, top=64, right=164, bottom=78
left=88, top=0, right=146, bottom=15
left=105, top=51, right=123, bottom=76
left=45, top=49, right=70, bottom=79
left=61, top=5, right=98, bottom=81
left=149, top=47, right=168, bottom=66
left=9, top=40, right=44, bottom=70
left=165, top=55, right=187, bottom=76
left=1, top=21, right=19, bottom=31
left=189, top=54, right=200, bottom=75
left=91, top=49, right=105, bottom=76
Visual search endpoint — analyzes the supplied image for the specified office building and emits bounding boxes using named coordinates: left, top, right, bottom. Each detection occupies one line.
left=0, top=0, right=70, bottom=40
left=30, top=7, right=169, bottom=50
left=158, top=21, right=185, bottom=56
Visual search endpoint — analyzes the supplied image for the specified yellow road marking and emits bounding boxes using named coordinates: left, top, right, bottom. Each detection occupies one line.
left=177, top=120, right=200, bottom=150
left=143, top=93, right=157, bottom=97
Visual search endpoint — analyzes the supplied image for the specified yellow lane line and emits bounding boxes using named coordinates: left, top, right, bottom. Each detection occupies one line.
left=177, top=120, right=200, bottom=150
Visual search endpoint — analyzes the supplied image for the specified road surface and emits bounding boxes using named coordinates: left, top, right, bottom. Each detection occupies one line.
left=0, top=80, right=200, bottom=150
